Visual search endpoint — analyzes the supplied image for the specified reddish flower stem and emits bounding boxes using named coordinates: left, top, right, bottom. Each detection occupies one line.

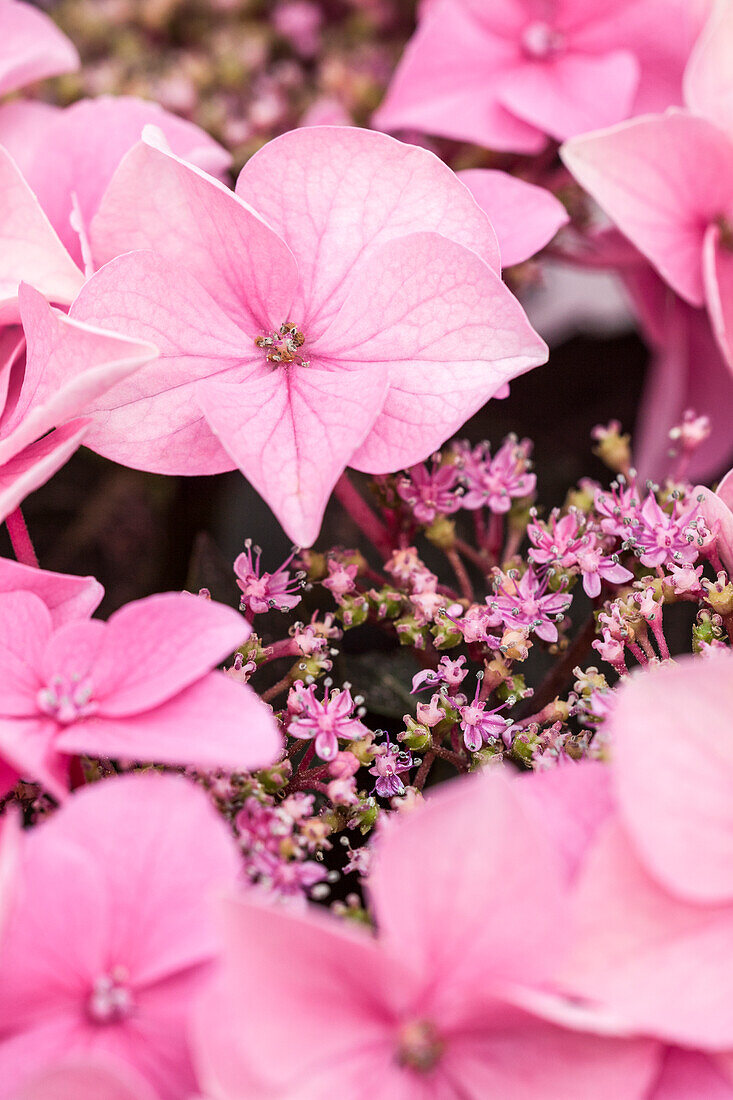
left=445, top=548, right=474, bottom=602
left=5, top=507, right=39, bottom=568
left=333, top=474, right=392, bottom=560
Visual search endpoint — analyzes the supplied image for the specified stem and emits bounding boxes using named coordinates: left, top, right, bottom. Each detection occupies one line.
left=333, top=474, right=392, bottom=560
left=414, top=751, right=435, bottom=791
left=445, top=548, right=474, bottom=602
left=453, top=537, right=486, bottom=572
left=5, top=508, right=39, bottom=568
left=431, top=741, right=468, bottom=772
left=520, top=612, right=597, bottom=716
left=261, top=672, right=295, bottom=704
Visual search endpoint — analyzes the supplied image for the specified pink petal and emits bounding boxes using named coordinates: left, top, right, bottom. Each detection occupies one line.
left=0, top=284, right=158, bottom=463
left=16, top=1059, right=160, bottom=1100
left=497, top=51, right=640, bottom=142
left=193, top=897, right=396, bottom=1098
left=458, top=169, right=569, bottom=267
left=68, top=250, right=250, bottom=474
left=561, top=113, right=733, bottom=306
left=0, top=809, right=20, bottom=942
left=704, top=222, right=733, bottom=370
left=0, top=147, right=83, bottom=321
left=696, top=478, right=733, bottom=574
left=373, top=1, right=545, bottom=153
left=367, top=772, right=566, bottom=1018
left=89, top=591, right=249, bottom=716
left=0, top=714, right=68, bottom=802
left=0, top=95, right=230, bottom=268
left=626, top=266, right=733, bottom=484
left=236, top=126, right=501, bottom=335
left=321, top=232, right=546, bottom=473
left=649, top=1049, right=733, bottom=1100
left=197, top=366, right=389, bottom=547
left=0, top=557, right=103, bottom=625
left=563, top=818, right=733, bottom=1049
left=684, top=0, right=733, bottom=140
left=0, top=421, right=88, bottom=525
left=610, top=651, right=733, bottom=904
left=0, top=0, right=78, bottom=96
left=90, top=140, right=298, bottom=329
left=40, top=618, right=106, bottom=686
left=0, top=772, right=240, bottom=1098
left=517, top=761, right=614, bottom=883
left=441, top=1013, right=658, bottom=1100
left=56, top=672, right=282, bottom=775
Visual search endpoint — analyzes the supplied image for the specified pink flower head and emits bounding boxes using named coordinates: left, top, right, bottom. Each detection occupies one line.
left=0, top=284, right=157, bottom=524
left=0, top=556, right=102, bottom=625
left=411, top=654, right=468, bottom=694
left=193, top=770, right=656, bottom=1097
left=68, top=127, right=547, bottom=546
left=628, top=493, right=700, bottom=569
left=455, top=435, right=536, bottom=513
left=491, top=567, right=572, bottom=643
left=396, top=458, right=462, bottom=525
left=458, top=169, right=569, bottom=267
left=0, top=0, right=78, bottom=97
left=0, top=771, right=241, bottom=1099
left=322, top=559, right=359, bottom=599
left=0, top=589, right=281, bottom=799
left=0, top=96, right=231, bottom=271
left=369, top=740, right=413, bottom=798
left=594, top=475, right=642, bottom=541
left=561, top=650, right=733, bottom=1053
left=234, top=540, right=302, bottom=615
left=458, top=677, right=512, bottom=752
left=529, top=509, right=632, bottom=598
left=374, top=0, right=703, bottom=153
left=286, top=682, right=369, bottom=761
left=561, top=1, right=733, bottom=370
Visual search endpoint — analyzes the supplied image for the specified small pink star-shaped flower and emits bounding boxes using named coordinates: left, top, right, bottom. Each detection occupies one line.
left=66, top=126, right=547, bottom=546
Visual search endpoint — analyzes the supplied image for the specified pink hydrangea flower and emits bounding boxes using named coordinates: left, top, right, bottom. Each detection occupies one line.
left=0, top=555, right=102, bottom=625
left=193, top=771, right=656, bottom=1097
left=628, top=493, right=700, bottom=569
left=369, top=741, right=412, bottom=798
left=0, top=772, right=241, bottom=1099
left=68, top=126, right=547, bottom=545
left=396, top=458, right=462, bottom=525
left=286, top=682, right=368, bottom=761
left=0, top=588, right=281, bottom=799
left=455, top=436, right=536, bottom=513
left=0, top=0, right=78, bottom=98
left=561, top=0, right=733, bottom=369
left=0, top=96, right=230, bottom=271
left=234, top=540, right=302, bottom=615
left=491, top=567, right=572, bottom=643
left=561, top=651, right=733, bottom=1055
left=458, top=677, right=511, bottom=751
left=375, top=0, right=703, bottom=153
left=0, top=284, right=157, bottom=524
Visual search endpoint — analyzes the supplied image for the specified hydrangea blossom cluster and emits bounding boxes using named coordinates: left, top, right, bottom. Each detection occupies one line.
left=2, top=0, right=733, bottom=1096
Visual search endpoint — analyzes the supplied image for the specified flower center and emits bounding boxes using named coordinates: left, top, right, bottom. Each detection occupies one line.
left=86, top=968, right=135, bottom=1024
left=521, top=20, right=564, bottom=58
left=255, top=321, right=309, bottom=367
left=36, top=674, right=97, bottom=724
left=396, top=1019, right=444, bottom=1074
